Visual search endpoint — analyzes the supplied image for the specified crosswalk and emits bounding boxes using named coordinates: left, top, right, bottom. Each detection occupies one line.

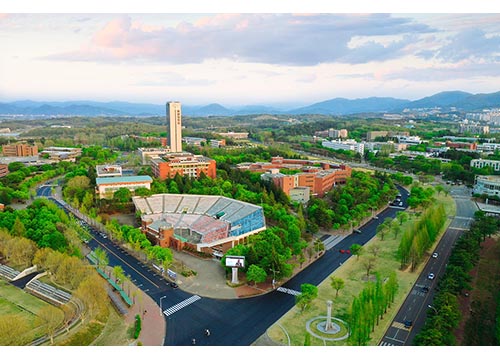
left=163, top=295, right=201, bottom=316
left=276, top=287, right=302, bottom=296
left=379, top=341, right=394, bottom=346
left=391, top=321, right=408, bottom=330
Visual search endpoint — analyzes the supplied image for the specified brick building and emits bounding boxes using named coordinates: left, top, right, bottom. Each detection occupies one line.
left=150, top=152, right=216, bottom=180
left=2, top=143, right=38, bottom=157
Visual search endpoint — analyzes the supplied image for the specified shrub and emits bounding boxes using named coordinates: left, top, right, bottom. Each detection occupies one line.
left=133, top=314, right=141, bottom=339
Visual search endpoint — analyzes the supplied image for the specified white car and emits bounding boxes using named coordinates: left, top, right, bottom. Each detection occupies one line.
left=432, top=252, right=438, bottom=258
left=428, top=273, right=435, bottom=280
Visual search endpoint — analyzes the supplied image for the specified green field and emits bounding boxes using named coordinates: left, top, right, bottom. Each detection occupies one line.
left=267, top=191, right=456, bottom=346
left=0, top=278, right=65, bottom=345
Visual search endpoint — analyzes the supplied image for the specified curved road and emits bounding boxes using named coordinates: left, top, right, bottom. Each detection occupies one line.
left=37, top=182, right=410, bottom=346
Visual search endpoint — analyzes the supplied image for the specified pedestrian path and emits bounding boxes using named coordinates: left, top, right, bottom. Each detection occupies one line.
left=163, top=295, right=201, bottom=316
left=276, top=287, right=301, bottom=296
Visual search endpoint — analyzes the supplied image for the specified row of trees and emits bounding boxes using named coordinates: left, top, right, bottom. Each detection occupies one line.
left=414, top=212, right=499, bottom=345
left=398, top=204, right=447, bottom=271
left=349, top=272, right=399, bottom=345
left=306, top=171, right=398, bottom=231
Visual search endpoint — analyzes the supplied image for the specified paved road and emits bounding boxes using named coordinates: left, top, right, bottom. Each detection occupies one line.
left=379, top=185, right=477, bottom=346
left=38, top=183, right=410, bottom=346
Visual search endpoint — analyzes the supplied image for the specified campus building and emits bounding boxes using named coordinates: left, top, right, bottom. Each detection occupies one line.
left=470, top=159, right=500, bottom=172
left=150, top=152, right=216, bottom=180
left=253, top=157, right=352, bottom=197
left=2, top=143, right=38, bottom=157
left=321, top=139, right=365, bottom=155
left=95, top=175, right=153, bottom=199
left=473, top=175, right=500, bottom=197
left=133, top=194, right=266, bottom=258
left=39, top=147, right=82, bottom=162
left=96, top=165, right=122, bottom=177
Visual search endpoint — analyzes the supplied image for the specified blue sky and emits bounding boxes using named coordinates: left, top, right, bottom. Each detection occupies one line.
left=1, top=2, right=500, bottom=107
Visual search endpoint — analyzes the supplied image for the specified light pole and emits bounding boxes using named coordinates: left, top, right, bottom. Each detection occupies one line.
left=427, top=304, right=438, bottom=315
left=160, top=295, right=167, bottom=316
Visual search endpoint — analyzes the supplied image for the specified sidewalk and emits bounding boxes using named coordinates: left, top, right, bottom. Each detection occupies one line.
left=123, top=280, right=166, bottom=346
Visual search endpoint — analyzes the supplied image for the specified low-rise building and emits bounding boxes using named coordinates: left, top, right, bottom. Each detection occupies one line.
left=96, top=165, right=122, bottom=177
left=138, top=147, right=171, bottom=165
left=217, top=132, right=249, bottom=140
left=183, top=137, right=206, bottom=147
left=470, top=159, right=500, bottom=172
left=0, top=164, right=8, bottom=178
left=150, top=152, right=216, bottom=180
left=289, top=186, right=310, bottom=204
left=40, top=146, right=81, bottom=162
left=473, top=175, right=500, bottom=197
left=96, top=175, right=153, bottom=199
left=210, top=139, right=226, bottom=148
left=322, top=139, right=365, bottom=155
left=2, top=143, right=38, bottom=157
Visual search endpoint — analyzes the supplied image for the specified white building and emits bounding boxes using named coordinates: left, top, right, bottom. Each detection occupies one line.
left=473, top=175, right=500, bottom=197
left=321, top=139, right=365, bottom=155
left=96, top=175, right=153, bottom=199
left=289, top=186, right=310, bottom=204
left=470, top=159, right=500, bottom=172
left=138, top=147, right=171, bottom=165
left=395, top=135, right=422, bottom=145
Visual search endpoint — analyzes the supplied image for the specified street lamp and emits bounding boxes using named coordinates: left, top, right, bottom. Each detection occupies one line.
left=427, top=304, right=438, bottom=315
left=160, top=295, right=167, bottom=316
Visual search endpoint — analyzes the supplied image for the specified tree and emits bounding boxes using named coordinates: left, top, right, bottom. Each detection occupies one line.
left=350, top=244, right=363, bottom=260
left=0, top=314, right=30, bottom=345
left=361, top=256, right=377, bottom=278
left=397, top=211, right=409, bottom=226
left=74, top=274, right=108, bottom=322
left=11, top=217, right=26, bottom=237
left=367, top=244, right=381, bottom=258
left=246, top=264, right=267, bottom=286
left=330, top=276, right=345, bottom=298
left=295, top=283, right=318, bottom=312
left=35, top=305, right=64, bottom=344
left=94, top=247, right=109, bottom=273
left=113, top=187, right=132, bottom=204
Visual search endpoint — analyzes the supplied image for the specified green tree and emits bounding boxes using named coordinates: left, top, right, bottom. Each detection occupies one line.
left=246, top=264, right=267, bottom=286
left=350, top=243, right=363, bottom=260
left=295, top=283, right=318, bottom=312
left=330, top=276, right=345, bottom=298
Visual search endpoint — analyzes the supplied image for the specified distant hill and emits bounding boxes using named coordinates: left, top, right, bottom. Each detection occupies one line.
left=290, top=97, right=411, bottom=115
left=1, top=90, right=500, bottom=117
left=400, top=91, right=473, bottom=110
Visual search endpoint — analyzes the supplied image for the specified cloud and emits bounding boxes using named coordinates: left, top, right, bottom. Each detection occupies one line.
left=433, top=29, right=500, bottom=62
left=45, top=13, right=435, bottom=66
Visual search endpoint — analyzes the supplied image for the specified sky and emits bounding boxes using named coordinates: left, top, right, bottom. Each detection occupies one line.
left=1, top=1, right=500, bottom=108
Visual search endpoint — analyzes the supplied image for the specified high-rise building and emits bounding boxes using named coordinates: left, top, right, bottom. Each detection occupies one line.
left=167, top=101, right=182, bottom=153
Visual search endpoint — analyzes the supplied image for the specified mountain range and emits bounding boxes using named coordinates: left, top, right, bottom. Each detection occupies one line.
left=1, top=91, right=499, bottom=117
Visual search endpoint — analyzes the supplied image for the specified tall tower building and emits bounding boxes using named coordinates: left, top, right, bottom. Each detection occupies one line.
left=167, top=101, right=182, bottom=153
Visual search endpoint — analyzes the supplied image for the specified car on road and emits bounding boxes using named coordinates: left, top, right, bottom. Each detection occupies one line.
left=339, top=249, right=351, bottom=254
left=404, top=320, right=413, bottom=328
left=399, top=201, right=403, bottom=206
left=353, top=229, right=362, bottom=234
left=422, top=286, right=430, bottom=293
left=170, top=282, right=179, bottom=288
left=428, top=273, right=435, bottom=280
left=373, top=216, right=379, bottom=220
left=432, top=252, right=438, bottom=258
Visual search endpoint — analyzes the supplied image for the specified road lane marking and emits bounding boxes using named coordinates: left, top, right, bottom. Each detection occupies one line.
left=163, top=295, right=201, bottom=316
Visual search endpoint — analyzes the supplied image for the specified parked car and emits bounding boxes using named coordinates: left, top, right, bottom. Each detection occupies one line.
left=170, top=282, right=179, bottom=288
left=428, top=273, right=435, bottom=280
left=373, top=216, right=379, bottom=220
left=432, top=252, right=439, bottom=258
left=353, top=229, right=362, bottom=234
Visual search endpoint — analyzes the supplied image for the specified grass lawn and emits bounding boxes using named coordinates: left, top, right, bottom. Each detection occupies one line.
left=267, top=190, right=456, bottom=346
left=0, top=278, right=64, bottom=343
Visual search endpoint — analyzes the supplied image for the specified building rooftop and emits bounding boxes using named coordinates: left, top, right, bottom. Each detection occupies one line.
left=96, top=175, right=153, bottom=185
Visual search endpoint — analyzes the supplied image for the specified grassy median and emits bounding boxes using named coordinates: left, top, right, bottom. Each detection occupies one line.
left=267, top=190, right=456, bottom=346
